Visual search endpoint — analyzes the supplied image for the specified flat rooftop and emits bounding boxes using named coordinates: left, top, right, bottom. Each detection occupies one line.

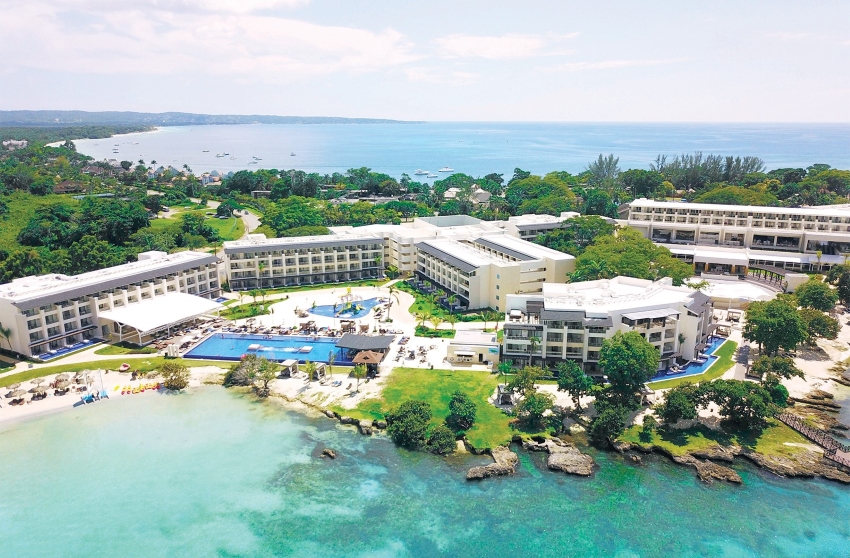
left=223, top=233, right=384, bottom=253
left=629, top=198, right=850, bottom=217
left=474, top=235, right=575, bottom=262
left=416, top=239, right=514, bottom=272
left=452, top=330, right=499, bottom=345
left=541, top=277, right=697, bottom=315
left=0, top=251, right=218, bottom=309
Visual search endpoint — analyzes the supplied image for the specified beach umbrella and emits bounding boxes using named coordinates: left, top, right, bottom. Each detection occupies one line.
left=9, top=389, right=26, bottom=398
left=33, top=377, right=45, bottom=385
left=9, top=383, right=21, bottom=389
left=56, top=380, right=71, bottom=389
left=30, top=385, right=46, bottom=394
left=55, top=373, right=70, bottom=381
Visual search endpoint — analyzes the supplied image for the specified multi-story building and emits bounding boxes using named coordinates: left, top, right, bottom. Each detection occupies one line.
left=0, top=251, right=221, bottom=359
left=501, top=277, right=713, bottom=374
left=224, top=215, right=575, bottom=311
left=223, top=234, right=385, bottom=291
left=414, top=235, right=575, bottom=311
left=622, top=199, right=850, bottom=274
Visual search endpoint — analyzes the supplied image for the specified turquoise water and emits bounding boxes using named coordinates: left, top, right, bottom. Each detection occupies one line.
left=1, top=387, right=848, bottom=557
left=185, top=333, right=345, bottom=363
left=650, top=336, right=726, bottom=381
left=308, top=297, right=382, bottom=319
left=73, top=122, right=850, bottom=178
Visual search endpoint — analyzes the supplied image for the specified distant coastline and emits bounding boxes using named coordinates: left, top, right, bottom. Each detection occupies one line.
left=0, top=110, right=423, bottom=127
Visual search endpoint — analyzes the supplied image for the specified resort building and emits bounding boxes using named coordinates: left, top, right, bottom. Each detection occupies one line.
left=501, top=277, right=714, bottom=375
left=223, top=233, right=386, bottom=291
left=0, top=251, right=221, bottom=359
left=622, top=199, right=850, bottom=274
left=224, top=215, right=575, bottom=312
left=447, top=330, right=501, bottom=366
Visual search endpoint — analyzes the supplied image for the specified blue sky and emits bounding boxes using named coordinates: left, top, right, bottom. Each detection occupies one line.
left=1, top=0, right=848, bottom=121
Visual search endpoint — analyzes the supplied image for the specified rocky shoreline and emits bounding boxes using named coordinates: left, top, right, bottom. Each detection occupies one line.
left=265, top=381, right=850, bottom=485
left=612, top=439, right=850, bottom=485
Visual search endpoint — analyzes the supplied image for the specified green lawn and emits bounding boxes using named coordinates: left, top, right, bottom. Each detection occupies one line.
left=414, top=326, right=456, bottom=339
left=0, top=191, right=81, bottom=250
left=148, top=210, right=244, bottom=242
left=331, top=367, right=513, bottom=449
left=0, top=357, right=224, bottom=388
left=94, top=343, right=157, bottom=356
left=396, top=281, right=500, bottom=323
left=648, top=340, right=739, bottom=390
left=221, top=302, right=271, bottom=320
left=618, top=418, right=809, bottom=458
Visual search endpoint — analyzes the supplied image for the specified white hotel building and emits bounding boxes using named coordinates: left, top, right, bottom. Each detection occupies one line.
left=0, top=251, right=221, bottom=359
left=223, top=214, right=575, bottom=312
left=501, top=277, right=714, bottom=374
left=622, top=199, right=850, bottom=275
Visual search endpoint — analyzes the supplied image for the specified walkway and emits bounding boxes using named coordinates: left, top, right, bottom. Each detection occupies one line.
left=777, top=412, right=850, bottom=468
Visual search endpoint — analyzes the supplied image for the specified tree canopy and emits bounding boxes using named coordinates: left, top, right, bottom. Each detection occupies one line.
left=743, top=299, right=808, bottom=356
left=599, top=331, right=660, bottom=398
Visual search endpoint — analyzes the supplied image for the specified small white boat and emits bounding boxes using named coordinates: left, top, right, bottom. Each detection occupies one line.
left=252, top=156, right=262, bottom=160
left=202, top=150, right=209, bottom=152
left=438, top=167, right=454, bottom=172
left=215, top=153, right=225, bottom=157
left=230, top=156, right=236, bottom=160
left=290, top=152, right=296, bottom=156
left=413, top=169, right=428, bottom=175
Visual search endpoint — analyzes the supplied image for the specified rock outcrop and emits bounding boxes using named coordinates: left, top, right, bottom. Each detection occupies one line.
left=321, top=448, right=337, bottom=459
left=466, top=446, right=518, bottom=480
left=742, top=449, right=850, bottom=484
left=522, top=438, right=595, bottom=476
left=358, top=420, right=373, bottom=435
left=339, top=416, right=356, bottom=425
left=671, top=454, right=742, bottom=484
left=323, top=409, right=336, bottom=419
left=374, top=420, right=388, bottom=430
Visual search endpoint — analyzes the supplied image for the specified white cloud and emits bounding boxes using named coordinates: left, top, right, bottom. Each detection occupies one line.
left=0, top=1, right=416, bottom=77
left=766, top=32, right=810, bottom=41
left=434, top=33, right=577, bottom=60
left=405, top=67, right=479, bottom=85
left=546, top=59, right=685, bottom=72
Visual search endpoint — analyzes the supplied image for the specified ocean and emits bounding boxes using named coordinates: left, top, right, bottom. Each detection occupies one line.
left=1, top=386, right=848, bottom=557
left=73, top=122, right=850, bottom=179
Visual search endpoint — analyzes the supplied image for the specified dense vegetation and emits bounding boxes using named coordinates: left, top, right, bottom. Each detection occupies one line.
left=0, top=125, right=152, bottom=144
left=2, top=127, right=847, bottom=287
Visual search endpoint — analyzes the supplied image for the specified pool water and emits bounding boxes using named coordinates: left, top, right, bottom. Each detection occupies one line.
left=308, top=297, right=382, bottom=319
left=650, top=335, right=727, bottom=381
left=185, top=333, right=347, bottom=363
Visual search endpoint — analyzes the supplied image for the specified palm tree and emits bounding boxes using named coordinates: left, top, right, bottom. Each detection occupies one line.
left=497, top=360, right=512, bottom=387
left=353, top=364, right=367, bottom=392
left=480, top=312, right=489, bottom=331
left=304, top=360, right=317, bottom=382
left=430, top=316, right=443, bottom=331
left=816, top=250, right=823, bottom=272
left=447, top=294, right=457, bottom=313
left=327, top=350, right=336, bottom=378
left=258, top=260, right=267, bottom=285
left=486, top=310, right=501, bottom=332
left=259, top=289, right=268, bottom=305
left=248, top=289, right=259, bottom=304
left=446, top=314, right=458, bottom=331
left=415, top=311, right=432, bottom=329
left=0, top=322, right=12, bottom=350
left=529, top=335, right=541, bottom=366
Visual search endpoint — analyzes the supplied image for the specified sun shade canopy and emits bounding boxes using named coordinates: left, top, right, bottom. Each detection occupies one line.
left=97, top=293, right=223, bottom=335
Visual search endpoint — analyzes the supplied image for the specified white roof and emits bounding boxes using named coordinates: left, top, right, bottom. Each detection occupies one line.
left=629, top=198, right=850, bottom=217
left=97, top=293, right=223, bottom=334
left=452, top=330, right=499, bottom=345
left=541, top=277, right=696, bottom=314
left=0, top=251, right=217, bottom=308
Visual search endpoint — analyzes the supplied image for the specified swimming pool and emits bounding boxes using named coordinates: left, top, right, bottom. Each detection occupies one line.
left=185, top=334, right=348, bottom=363
left=308, top=297, right=383, bottom=320
left=650, top=336, right=727, bottom=382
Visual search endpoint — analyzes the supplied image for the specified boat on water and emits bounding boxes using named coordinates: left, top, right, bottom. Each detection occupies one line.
left=248, top=161, right=257, bottom=164
left=215, top=153, right=225, bottom=157
left=290, top=152, right=296, bottom=156
left=413, top=169, right=428, bottom=175
left=252, top=156, right=262, bottom=160
left=438, top=167, right=454, bottom=172
left=202, top=150, right=210, bottom=152
left=230, top=156, right=236, bottom=160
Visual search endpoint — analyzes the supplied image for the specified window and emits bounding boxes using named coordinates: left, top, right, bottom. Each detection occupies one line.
left=495, top=295, right=500, bottom=300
